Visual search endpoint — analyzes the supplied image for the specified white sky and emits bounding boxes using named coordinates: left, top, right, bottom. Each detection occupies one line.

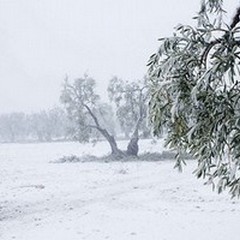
left=0, top=0, right=239, bottom=113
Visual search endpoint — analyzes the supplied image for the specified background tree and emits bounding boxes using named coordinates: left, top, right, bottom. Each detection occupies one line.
left=0, top=112, right=27, bottom=142
left=47, top=107, right=71, bottom=140
left=60, top=75, right=125, bottom=157
left=29, top=111, right=55, bottom=142
left=0, top=108, right=71, bottom=143
left=108, top=76, right=150, bottom=138
left=61, top=75, right=149, bottom=157
left=96, top=103, right=116, bottom=138
left=148, top=1, right=240, bottom=197
left=108, top=76, right=150, bottom=155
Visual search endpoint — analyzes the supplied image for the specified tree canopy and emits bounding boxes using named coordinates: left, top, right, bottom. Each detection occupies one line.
left=60, top=75, right=148, bottom=158
left=108, top=76, right=150, bottom=139
left=148, top=1, right=240, bottom=197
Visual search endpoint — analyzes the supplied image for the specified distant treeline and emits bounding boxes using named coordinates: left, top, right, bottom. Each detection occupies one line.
left=0, top=107, right=73, bottom=143
left=0, top=74, right=153, bottom=144
left=0, top=106, right=151, bottom=144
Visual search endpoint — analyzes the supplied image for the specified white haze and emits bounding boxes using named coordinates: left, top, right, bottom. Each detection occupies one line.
left=0, top=0, right=238, bottom=113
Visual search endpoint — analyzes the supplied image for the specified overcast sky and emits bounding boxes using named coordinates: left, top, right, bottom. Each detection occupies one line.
left=0, top=0, right=239, bottom=113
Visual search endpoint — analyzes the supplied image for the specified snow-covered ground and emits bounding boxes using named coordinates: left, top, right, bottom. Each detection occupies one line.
left=0, top=140, right=240, bottom=240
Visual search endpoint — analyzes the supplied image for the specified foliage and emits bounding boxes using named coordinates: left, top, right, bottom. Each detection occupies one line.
left=108, top=76, right=150, bottom=138
left=60, top=75, right=100, bottom=142
left=148, top=1, right=240, bottom=197
left=60, top=74, right=149, bottom=157
left=96, top=103, right=116, bottom=137
left=60, top=75, right=116, bottom=144
left=29, top=107, right=70, bottom=141
left=0, top=112, right=27, bottom=142
left=0, top=108, right=70, bottom=143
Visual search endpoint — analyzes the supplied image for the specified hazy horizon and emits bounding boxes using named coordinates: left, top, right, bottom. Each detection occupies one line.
left=0, top=0, right=238, bottom=114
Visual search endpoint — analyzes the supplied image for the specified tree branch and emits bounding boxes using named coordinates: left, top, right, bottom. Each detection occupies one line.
left=83, top=104, right=100, bottom=128
left=201, top=39, right=221, bottom=67
left=200, top=6, right=240, bottom=67
left=230, top=7, right=240, bottom=30
left=86, top=124, right=100, bottom=130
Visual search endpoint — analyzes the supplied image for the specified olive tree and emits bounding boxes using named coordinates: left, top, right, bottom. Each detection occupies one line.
left=108, top=76, right=150, bottom=140
left=0, top=112, right=27, bottom=142
left=61, top=75, right=150, bottom=157
left=148, top=1, right=240, bottom=197
left=60, top=75, right=126, bottom=157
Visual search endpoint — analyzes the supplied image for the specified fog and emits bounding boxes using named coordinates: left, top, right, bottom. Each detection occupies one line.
left=0, top=0, right=238, bottom=113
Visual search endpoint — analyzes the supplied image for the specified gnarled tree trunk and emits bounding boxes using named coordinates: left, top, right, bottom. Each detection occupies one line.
left=126, top=135, right=139, bottom=156
left=84, top=103, right=125, bottom=158
left=126, top=88, right=145, bottom=157
left=98, top=127, right=125, bottom=158
left=126, top=120, right=140, bottom=156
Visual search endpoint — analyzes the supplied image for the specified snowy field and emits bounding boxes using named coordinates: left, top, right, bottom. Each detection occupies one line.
left=1, top=140, right=240, bottom=240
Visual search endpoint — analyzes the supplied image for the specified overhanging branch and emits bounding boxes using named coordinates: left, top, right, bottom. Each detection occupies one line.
left=200, top=5, right=240, bottom=67
left=230, top=7, right=240, bottom=30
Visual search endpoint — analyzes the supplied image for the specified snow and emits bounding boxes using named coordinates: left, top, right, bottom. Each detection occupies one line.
left=0, top=140, right=240, bottom=240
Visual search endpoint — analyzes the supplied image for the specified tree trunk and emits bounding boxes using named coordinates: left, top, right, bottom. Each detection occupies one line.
left=84, top=103, right=126, bottom=158
left=126, top=135, right=139, bottom=156
left=126, top=116, right=142, bottom=157
left=97, top=127, right=125, bottom=158
left=126, top=88, right=145, bottom=156
left=126, top=125, right=139, bottom=156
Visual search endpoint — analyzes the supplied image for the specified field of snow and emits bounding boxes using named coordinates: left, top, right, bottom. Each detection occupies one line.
left=1, top=139, right=240, bottom=240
